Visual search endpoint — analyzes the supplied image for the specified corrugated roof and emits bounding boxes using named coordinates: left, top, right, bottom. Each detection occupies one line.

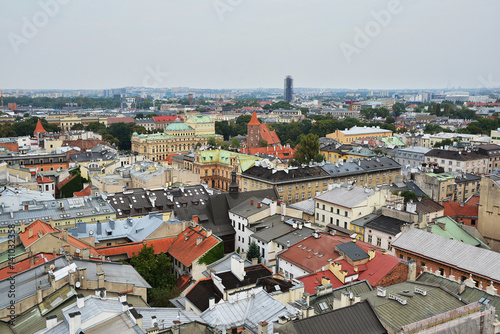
left=392, top=228, right=500, bottom=282
left=315, top=185, right=375, bottom=208
left=284, top=300, right=386, bottom=334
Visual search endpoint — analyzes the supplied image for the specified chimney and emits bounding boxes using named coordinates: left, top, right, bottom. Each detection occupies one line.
left=351, top=238, right=356, bottom=243
left=121, top=302, right=129, bottom=312
left=240, top=252, right=247, bottom=261
left=172, top=320, right=181, bottom=334
left=231, top=255, right=245, bottom=281
left=209, top=297, right=215, bottom=310
left=206, top=229, right=212, bottom=238
left=46, top=315, right=58, bottom=329
left=321, top=277, right=331, bottom=286
left=130, top=308, right=143, bottom=329
left=281, top=202, right=286, bottom=217
left=63, top=229, right=68, bottom=241
left=257, top=202, right=261, bottom=208
left=303, top=292, right=310, bottom=306
left=368, top=249, right=376, bottom=261
left=407, top=260, right=416, bottom=281
left=251, top=200, right=254, bottom=205
left=459, top=282, right=466, bottom=295
left=37, top=285, right=43, bottom=304
left=252, top=257, right=258, bottom=265
left=192, top=215, right=199, bottom=224
left=340, top=291, right=350, bottom=308
left=258, top=321, right=269, bottom=334
left=118, top=293, right=127, bottom=304
left=196, top=236, right=203, bottom=246
left=95, top=287, right=106, bottom=298
left=29, top=228, right=33, bottom=238
left=76, top=293, right=84, bottom=308
left=21, top=222, right=26, bottom=233
left=68, top=311, right=81, bottom=334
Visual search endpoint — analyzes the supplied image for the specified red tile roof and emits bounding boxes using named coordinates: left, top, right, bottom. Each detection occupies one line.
left=34, top=120, right=47, bottom=136
left=96, top=237, right=176, bottom=258
left=176, top=274, right=192, bottom=291
left=163, top=153, right=180, bottom=164
left=73, top=185, right=93, bottom=197
left=259, top=125, right=281, bottom=146
left=442, top=201, right=478, bottom=218
left=241, top=145, right=295, bottom=160
left=0, top=253, right=59, bottom=280
left=37, top=176, right=53, bottom=184
left=19, top=220, right=58, bottom=247
left=298, top=248, right=401, bottom=295
left=169, top=225, right=221, bottom=267
left=465, top=195, right=480, bottom=206
left=248, top=111, right=260, bottom=126
left=153, top=115, right=184, bottom=123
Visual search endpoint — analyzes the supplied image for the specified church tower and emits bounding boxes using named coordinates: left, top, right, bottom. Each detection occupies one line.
left=247, top=112, right=261, bottom=149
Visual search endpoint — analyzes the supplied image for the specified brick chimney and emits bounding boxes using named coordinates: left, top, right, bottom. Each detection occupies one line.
left=258, top=321, right=268, bottom=334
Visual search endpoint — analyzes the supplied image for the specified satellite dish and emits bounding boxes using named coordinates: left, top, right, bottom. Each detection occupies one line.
left=49, top=264, right=55, bottom=270
left=75, top=281, right=81, bottom=288
left=100, top=290, right=105, bottom=298
left=76, top=249, right=80, bottom=253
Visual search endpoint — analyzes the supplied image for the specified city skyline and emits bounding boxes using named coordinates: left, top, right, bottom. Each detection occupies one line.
left=1, top=1, right=499, bottom=90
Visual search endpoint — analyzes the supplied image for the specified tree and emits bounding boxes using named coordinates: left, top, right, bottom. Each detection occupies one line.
left=433, top=138, right=454, bottom=148
left=247, top=241, right=261, bottom=263
left=146, top=113, right=158, bottom=118
left=385, top=116, right=395, bottom=124
left=135, top=113, right=145, bottom=119
left=231, top=137, right=240, bottom=148
left=108, top=122, right=134, bottom=150
left=207, top=137, right=217, bottom=147
left=71, top=123, right=84, bottom=130
left=399, top=190, right=419, bottom=203
left=292, top=133, right=324, bottom=166
left=259, top=139, right=268, bottom=147
left=129, top=244, right=177, bottom=307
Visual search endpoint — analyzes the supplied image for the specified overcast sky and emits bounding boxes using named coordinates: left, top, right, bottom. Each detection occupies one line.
left=1, top=0, right=499, bottom=90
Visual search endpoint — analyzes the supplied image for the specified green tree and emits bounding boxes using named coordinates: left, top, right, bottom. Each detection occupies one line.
left=385, top=116, right=395, bottom=124
left=71, top=123, right=84, bottom=130
left=231, top=137, right=240, bottom=148
left=135, top=113, right=145, bottom=119
left=292, top=133, right=324, bottom=165
left=259, top=139, right=268, bottom=147
left=433, top=138, right=455, bottom=148
left=399, top=190, right=419, bottom=203
left=108, top=122, right=134, bottom=150
left=146, top=113, right=158, bottom=118
left=129, top=244, right=177, bottom=307
left=247, top=241, right=261, bottom=263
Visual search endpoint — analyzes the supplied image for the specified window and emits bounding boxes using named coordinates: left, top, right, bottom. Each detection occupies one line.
left=345, top=211, right=348, bottom=217
left=337, top=209, right=340, bottom=214
left=367, top=235, right=372, bottom=243
left=336, top=219, right=339, bottom=225
left=322, top=215, right=325, bottom=222
left=376, top=238, right=382, bottom=247
left=322, top=204, right=325, bottom=210
left=278, top=186, right=283, bottom=192
left=421, top=261, right=426, bottom=267
left=387, top=242, right=392, bottom=251
left=344, top=222, right=347, bottom=229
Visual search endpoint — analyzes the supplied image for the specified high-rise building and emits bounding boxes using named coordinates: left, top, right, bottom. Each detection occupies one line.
left=284, top=75, right=293, bottom=102
left=188, top=93, right=194, bottom=105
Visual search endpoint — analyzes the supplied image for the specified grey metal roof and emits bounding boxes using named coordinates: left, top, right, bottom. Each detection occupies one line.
left=308, top=280, right=373, bottom=314
left=72, top=259, right=151, bottom=288
left=0, top=256, right=67, bottom=311
left=392, top=228, right=500, bottom=282
left=281, top=300, right=386, bottom=334
left=229, top=197, right=270, bottom=218
left=320, top=161, right=364, bottom=176
left=336, top=242, right=369, bottom=261
left=273, top=227, right=316, bottom=248
left=69, top=213, right=169, bottom=245
left=315, top=185, right=375, bottom=208
left=358, top=281, right=466, bottom=332
left=289, top=199, right=314, bottom=216
left=202, top=252, right=252, bottom=278
left=135, top=307, right=203, bottom=329
left=0, top=196, right=115, bottom=228
left=200, top=289, right=293, bottom=334
left=364, top=215, right=409, bottom=236
left=350, top=212, right=380, bottom=227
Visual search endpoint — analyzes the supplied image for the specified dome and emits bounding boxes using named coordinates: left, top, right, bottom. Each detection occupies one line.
left=165, top=120, right=193, bottom=132
left=132, top=132, right=138, bottom=136
left=139, top=134, right=146, bottom=138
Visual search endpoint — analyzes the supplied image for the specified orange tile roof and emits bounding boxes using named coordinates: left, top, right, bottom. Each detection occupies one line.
left=96, top=237, right=176, bottom=258
left=248, top=111, right=260, bottom=125
left=19, top=220, right=58, bottom=247
left=73, top=185, right=92, bottom=197
left=442, top=201, right=478, bottom=218
left=37, top=176, right=53, bottom=184
left=0, top=253, right=59, bottom=280
left=241, top=145, right=295, bottom=160
left=34, top=119, right=47, bottom=136
left=465, top=195, right=480, bottom=206
left=176, top=274, right=192, bottom=291
left=169, top=225, right=220, bottom=267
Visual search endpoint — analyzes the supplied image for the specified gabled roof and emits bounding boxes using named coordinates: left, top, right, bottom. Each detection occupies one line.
left=315, top=185, right=375, bottom=208
left=280, top=300, right=387, bottom=334
left=259, top=124, right=281, bottom=146
left=392, top=228, right=500, bottom=282
left=168, top=225, right=221, bottom=267
left=37, top=176, right=53, bottom=184
left=0, top=252, right=58, bottom=280
left=414, top=198, right=444, bottom=213
left=19, top=219, right=58, bottom=247
left=442, top=201, right=478, bottom=218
